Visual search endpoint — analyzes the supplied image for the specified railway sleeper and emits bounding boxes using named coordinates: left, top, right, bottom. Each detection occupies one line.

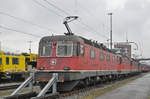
left=3, top=92, right=37, bottom=99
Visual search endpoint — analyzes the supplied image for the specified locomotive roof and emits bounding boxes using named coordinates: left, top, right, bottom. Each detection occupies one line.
left=40, top=35, right=112, bottom=52
left=40, top=35, right=138, bottom=61
left=40, top=35, right=84, bottom=42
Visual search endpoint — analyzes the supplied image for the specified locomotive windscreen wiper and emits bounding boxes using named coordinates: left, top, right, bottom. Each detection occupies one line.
left=63, top=16, right=78, bottom=35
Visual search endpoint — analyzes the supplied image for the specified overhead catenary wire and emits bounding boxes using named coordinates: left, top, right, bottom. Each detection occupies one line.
left=48, top=0, right=109, bottom=35
left=43, top=0, right=70, bottom=15
left=77, top=19, right=109, bottom=39
left=32, top=0, right=64, bottom=18
left=74, top=2, right=110, bottom=33
left=74, top=0, right=78, bottom=13
left=50, top=0, right=77, bottom=16
left=74, top=23, right=104, bottom=40
left=0, top=12, right=56, bottom=33
left=0, top=25, right=41, bottom=38
left=43, top=0, right=108, bottom=39
left=42, top=0, right=108, bottom=39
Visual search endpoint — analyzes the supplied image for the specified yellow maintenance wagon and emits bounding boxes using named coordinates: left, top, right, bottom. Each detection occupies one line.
left=0, top=51, right=37, bottom=80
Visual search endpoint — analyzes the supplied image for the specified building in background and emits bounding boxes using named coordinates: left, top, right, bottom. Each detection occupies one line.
left=114, top=42, right=131, bottom=58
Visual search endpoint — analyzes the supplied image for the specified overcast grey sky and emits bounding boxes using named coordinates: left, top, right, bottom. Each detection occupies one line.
left=0, top=0, right=149, bottom=58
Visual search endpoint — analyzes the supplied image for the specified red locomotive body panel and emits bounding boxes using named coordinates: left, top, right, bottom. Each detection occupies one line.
left=37, top=35, right=139, bottom=74
left=37, top=57, right=79, bottom=70
left=37, top=42, right=120, bottom=71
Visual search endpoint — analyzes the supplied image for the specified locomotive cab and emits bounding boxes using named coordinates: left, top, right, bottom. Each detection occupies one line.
left=37, top=35, right=82, bottom=71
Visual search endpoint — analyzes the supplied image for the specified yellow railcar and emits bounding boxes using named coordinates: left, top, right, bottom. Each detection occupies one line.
left=0, top=51, right=37, bottom=79
left=21, top=53, right=37, bottom=68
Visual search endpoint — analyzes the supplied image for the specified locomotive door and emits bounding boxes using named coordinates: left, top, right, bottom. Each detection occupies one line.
left=79, top=44, right=87, bottom=69
left=117, top=56, right=122, bottom=72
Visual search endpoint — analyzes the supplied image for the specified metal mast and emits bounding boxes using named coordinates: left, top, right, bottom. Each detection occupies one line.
left=28, top=41, right=32, bottom=54
left=108, top=13, right=113, bottom=49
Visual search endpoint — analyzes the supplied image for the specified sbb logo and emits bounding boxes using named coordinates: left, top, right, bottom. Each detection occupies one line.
left=51, top=59, right=56, bottom=65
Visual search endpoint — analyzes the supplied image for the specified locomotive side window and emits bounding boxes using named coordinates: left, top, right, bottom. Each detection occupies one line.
left=80, top=45, right=84, bottom=56
left=6, top=57, right=9, bottom=65
left=0, top=58, right=2, bottom=65
left=106, top=55, right=110, bottom=62
left=42, top=46, right=46, bottom=56
left=40, top=42, right=53, bottom=57
left=117, top=56, right=122, bottom=64
left=56, top=41, right=73, bottom=57
left=73, top=42, right=80, bottom=56
left=117, top=56, right=119, bottom=63
left=130, top=61, right=133, bottom=66
left=112, top=56, right=115, bottom=63
left=99, top=52, right=104, bottom=61
left=90, top=49, right=95, bottom=59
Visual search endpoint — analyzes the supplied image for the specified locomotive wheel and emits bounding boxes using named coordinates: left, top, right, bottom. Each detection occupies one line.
left=84, top=78, right=90, bottom=86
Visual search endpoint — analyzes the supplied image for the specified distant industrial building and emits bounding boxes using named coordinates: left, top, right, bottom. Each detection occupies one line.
left=114, top=42, right=131, bottom=58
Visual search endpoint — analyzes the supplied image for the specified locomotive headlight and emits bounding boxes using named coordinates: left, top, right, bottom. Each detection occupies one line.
left=39, top=66, right=44, bottom=70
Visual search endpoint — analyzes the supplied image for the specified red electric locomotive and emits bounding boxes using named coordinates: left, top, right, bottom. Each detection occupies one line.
left=141, top=65, right=150, bottom=72
left=35, top=16, right=140, bottom=91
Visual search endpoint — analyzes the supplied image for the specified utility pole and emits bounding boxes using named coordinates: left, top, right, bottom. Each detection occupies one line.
left=108, top=13, right=113, bottom=49
left=0, top=41, right=1, bottom=51
left=126, top=32, right=128, bottom=43
left=28, top=41, right=32, bottom=54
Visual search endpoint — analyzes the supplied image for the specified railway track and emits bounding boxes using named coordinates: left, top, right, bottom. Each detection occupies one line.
left=37, top=73, right=145, bottom=99
left=1, top=80, right=118, bottom=99
left=3, top=73, right=146, bottom=99
left=41, top=81, right=118, bottom=99
left=0, top=84, right=20, bottom=90
left=0, top=78, right=24, bottom=84
left=0, top=78, right=24, bottom=91
left=0, top=83, right=21, bottom=91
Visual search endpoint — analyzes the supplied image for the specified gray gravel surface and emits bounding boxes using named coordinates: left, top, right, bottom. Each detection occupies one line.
left=95, top=74, right=150, bottom=99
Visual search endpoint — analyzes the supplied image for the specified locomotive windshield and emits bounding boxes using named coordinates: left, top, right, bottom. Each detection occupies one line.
left=39, top=42, right=53, bottom=57
left=56, top=41, right=73, bottom=57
